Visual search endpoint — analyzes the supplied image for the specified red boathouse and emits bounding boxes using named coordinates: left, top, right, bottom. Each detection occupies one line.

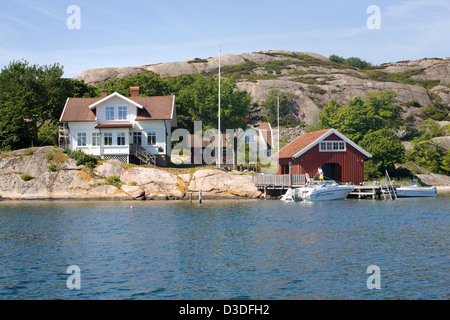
left=273, top=129, right=372, bottom=185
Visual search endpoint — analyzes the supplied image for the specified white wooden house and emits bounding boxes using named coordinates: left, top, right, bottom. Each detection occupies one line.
left=59, top=87, right=177, bottom=166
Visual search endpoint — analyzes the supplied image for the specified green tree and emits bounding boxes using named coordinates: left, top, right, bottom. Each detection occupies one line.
left=100, top=71, right=170, bottom=97
left=0, top=60, right=99, bottom=150
left=176, top=76, right=251, bottom=131
left=264, top=89, right=299, bottom=127
left=315, top=91, right=403, bottom=143
left=329, top=55, right=373, bottom=69
left=441, top=151, right=450, bottom=174
left=406, top=140, right=446, bottom=174
left=359, top=129, right=405, bottom=174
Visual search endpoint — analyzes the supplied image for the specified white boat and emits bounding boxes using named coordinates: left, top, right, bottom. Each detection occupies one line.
left=281, top=180, right=354, bottom=202
left=395, top=185, right=437, bottom=198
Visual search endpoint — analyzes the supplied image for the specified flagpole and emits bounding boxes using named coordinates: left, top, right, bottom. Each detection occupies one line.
left=218, top=45, right=222, bottom=169
left=277, top=92, right=280, bottom=171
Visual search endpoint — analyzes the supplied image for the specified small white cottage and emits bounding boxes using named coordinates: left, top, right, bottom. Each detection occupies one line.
left=59, top=87, right=177, bottom=166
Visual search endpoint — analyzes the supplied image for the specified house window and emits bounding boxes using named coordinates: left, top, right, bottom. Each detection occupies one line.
left=106, top=107, right=114, bottom=121
left=320, top=141, right=346, bottom=152
left=104, top=133, right=113, bottom=146
left=147, top=132, right=157, bottom=145
left=117, top=132, right=126, bottom=146
left=77, top=133, right=86, bottom=147
left=245, top=135, right=255, bottom=144
left=92, top=132, right=100, bottom=146
left=118, top=106, right=127, bottom=120
left=133, top=132, right=142, bottom=145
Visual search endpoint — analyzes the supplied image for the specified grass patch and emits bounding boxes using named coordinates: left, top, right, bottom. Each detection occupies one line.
left=105, top=176, right=123, bottom=189
left=23, top=149, right=34, bottom=156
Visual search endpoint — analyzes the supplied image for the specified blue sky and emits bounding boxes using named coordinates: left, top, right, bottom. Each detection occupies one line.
left=1, top=0, right=449, bottom=78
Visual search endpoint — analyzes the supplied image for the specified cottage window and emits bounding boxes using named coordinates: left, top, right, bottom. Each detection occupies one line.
left=77, top=133, right=86, bottom=147
left=117, top=132, right=126, bottom=146
left=147, top=132, right=157, bottom=145
left=106, top=107, right=114, bottom=121
left=133, top=132, right=142, bottom=145
left=104, top=133, right=113, bottom=146
left=245, top=135, right=255, bottom=144
left=118, top=107, right=127, bottom=120
left=92, top=132, right=100, bottom=146
left=320, top=141, right=346, bottom=152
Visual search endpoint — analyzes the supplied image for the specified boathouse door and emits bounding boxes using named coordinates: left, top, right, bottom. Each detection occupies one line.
left=322, top=163, right=342, bottom=182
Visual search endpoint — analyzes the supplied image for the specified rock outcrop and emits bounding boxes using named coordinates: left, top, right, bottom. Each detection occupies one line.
left=0, top=147, right=262, bottom=200
left=76, top=51, right=450, bottom=127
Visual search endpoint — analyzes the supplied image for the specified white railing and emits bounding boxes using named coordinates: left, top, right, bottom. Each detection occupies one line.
left=253, top=174, right=305, bottom=186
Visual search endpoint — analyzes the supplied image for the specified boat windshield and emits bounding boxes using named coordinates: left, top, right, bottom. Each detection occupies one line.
left=308, top=180, right=339, bottom=187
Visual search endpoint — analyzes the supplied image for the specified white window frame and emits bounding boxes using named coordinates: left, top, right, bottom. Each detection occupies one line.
left=133, top=132, right=142, bottom=145
left=319, top=141, right=346, bottom=152
left=92, top=132, right=101, bottom=147
left=77, top=133, right=87, bottom=147
left=117, top=132, right=126, bottom=146
left=104, top=132, right=113, bottom=146
left=118, top=106, right=128, bottom=120
left=105, top=107, right=114, bottom=121
left=147, top=131, right=157, bottom=146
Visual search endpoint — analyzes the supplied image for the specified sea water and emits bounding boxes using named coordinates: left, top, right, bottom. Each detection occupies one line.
left=0, top=195, right=448, bottom=300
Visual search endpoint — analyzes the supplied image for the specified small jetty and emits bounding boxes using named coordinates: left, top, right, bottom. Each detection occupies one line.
left=348, top=184, right=399, bottom=200
left=254, top=171, right=399, bottom=200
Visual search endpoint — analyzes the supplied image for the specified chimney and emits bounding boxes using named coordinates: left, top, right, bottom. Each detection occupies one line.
left=101, top=89, right=109, bottom=98
left=130, top=87, right=140, bottom=98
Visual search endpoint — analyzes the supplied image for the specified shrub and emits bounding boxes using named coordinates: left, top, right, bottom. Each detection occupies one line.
left=47, top=163, right=58, bottom=172
left=66, top=150, right=99, bottom=168
left=47, top=151, right=54, bottom=161
left=23, top=149, right=34, bottom=156
left=308, top=85, right=327, bottom=95
left=106, top=176, right=122, bottom=189
left=21, top=174, right=34, bottom=181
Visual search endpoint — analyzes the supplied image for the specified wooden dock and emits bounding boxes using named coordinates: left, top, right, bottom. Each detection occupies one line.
left=253, top=174, right=399, bottom=200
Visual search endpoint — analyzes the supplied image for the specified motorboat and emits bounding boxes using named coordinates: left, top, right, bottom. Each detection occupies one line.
left=395, top=185, right=437, bottom=198
left=281, top=180, right=354, bottom=202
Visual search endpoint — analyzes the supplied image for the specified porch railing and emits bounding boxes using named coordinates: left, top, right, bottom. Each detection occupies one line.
left=253, top=174, right=305, bottom=187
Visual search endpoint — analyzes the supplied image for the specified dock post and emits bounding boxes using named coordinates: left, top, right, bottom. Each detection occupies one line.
left=289, top=162, right=292, bottom=187
left=199, top=190, right=203, bottom=204
left=189, top=193, right=193, bottom=203
left=264, top=186, right=267, bottom=199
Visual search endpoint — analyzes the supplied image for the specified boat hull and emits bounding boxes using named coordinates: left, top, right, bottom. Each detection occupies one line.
left=396, top=186, right=437, bottom=198
left=303, top=186, right=354, bottom=201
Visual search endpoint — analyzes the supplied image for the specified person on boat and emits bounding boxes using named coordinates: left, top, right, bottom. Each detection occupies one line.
left=317, top=167, right=324, bottom=182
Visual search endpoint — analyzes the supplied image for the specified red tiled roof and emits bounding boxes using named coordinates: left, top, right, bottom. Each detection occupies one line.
left=60, top=95, right=175, bottom=122
left=60, top=98, right=98, bottom=122
left=272, top=129, right=332, bottom=159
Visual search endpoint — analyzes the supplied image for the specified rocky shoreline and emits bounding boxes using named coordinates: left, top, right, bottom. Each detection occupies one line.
left=0, top=147, right=263, bottom=201
left=1, top=146, right=449, bottom=201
